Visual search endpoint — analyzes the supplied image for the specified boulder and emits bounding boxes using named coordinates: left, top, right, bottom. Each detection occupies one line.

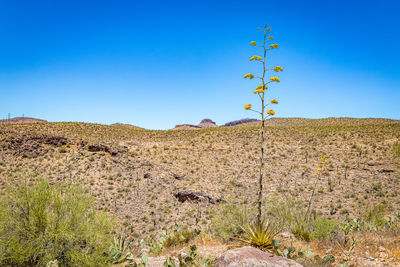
left=215, top=246, right=303, bottom=267
left=87, top=143, right=122, bottom=156
left=378, top=168, right=395, bottom=173
left=174, top=190, right=225, bottom=204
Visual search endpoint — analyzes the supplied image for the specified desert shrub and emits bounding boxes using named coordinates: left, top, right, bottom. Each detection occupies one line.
left=393, top=142, right=400, bottom=158
left=267, top=197, right=338, bottom=241
left=208, top=201, right=252, bottom=241
left=162, top=226, right=199, bottom=249
left=312, top=217, right=338, bottom=240
left=358, top=203, right=390, bottom=231
left=364, top=204, right=386, bottom=228
left=0, top=178, right=114, bottom=266
left=147, top=225, right=199, bottom=256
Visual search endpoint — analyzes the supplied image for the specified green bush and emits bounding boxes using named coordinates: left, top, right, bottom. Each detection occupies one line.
left=208, top=202, right=252, bottom=242
left=362, top=204, right=389, bottom=230
left=312, top=217, right=338, bottom=240
left=393, top=142, right=400, bottom=158
left=267, top=197, right=338, bottom=241
left=0, top=178, right=114, bottom=266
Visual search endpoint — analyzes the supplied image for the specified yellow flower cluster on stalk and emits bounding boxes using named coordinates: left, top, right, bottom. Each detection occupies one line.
left=250, top=55, right=262, bottom=61
left=256, top=85, right=268, bottom=90
left=244, top=104, right=252, bottom=110
left=242, top=25, right=283, bottom=227
left=243, top=26, right=281, bottom=120
left=315, top=155, right=328, bottom=175
left=244, top=73, right=255, bottom=79
left=270, top=77, right=280, bottom=82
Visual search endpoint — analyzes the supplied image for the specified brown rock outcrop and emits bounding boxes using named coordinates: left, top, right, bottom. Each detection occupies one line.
left=215, top=246, right=303, bottom=267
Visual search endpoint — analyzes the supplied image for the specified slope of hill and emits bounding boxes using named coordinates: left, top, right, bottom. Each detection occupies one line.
left=111, top=122, right=144, bottom=130
left=0, top=117, right=47, bottom=124
left=237, top=117, right=400, bottom=127
left=0, top=117, right=399, bottom=264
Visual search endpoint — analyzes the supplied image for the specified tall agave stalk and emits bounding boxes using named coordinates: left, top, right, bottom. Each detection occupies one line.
left=243, top=24, right=282, bottom=225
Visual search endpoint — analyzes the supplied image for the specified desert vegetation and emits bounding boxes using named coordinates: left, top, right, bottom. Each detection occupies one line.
left=0, top=115, right=399, bottom=266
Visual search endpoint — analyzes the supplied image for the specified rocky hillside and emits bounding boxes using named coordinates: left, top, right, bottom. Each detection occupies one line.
left=0, top=118, right=399, bottom=244
left=237, top=117, right=399, bottom=127
left=0, top=117, right=47, bottom=124
left=111, top=123, right=144, bottom=130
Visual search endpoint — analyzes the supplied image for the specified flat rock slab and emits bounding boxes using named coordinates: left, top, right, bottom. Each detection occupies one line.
left=215, top=246, right=303, bottom=267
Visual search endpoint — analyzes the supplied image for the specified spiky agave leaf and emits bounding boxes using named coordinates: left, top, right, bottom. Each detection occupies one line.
left=237, top=219, right=281, bottom=251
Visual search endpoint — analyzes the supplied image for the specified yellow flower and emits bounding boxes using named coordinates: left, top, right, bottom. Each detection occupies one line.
left=317, top=168, right=322, bottom=172
left=318, top=164, right=322, bottom=167
left=244, top=104, right=252, bottom=110
left=244, top=73, right=255, bottom=79
left=323, top=155, right=327, bottom=158
left=254, top=89, right=264, bottom=94
left=266, top=110, right=275, bottom=116
left=271, top=99, right=278, bottom=104
left=269, top=44, right=279, bottom=49
left=314, top=173, right=318, bottom=176
left=250, top=55, right=262, bottom=61
left=250, top=41, right=257, bottom=46
left=267, top=36, right=274, bottom=40
left=321, top=161, right=325, bottom=164
left=273, top=66, right=283, bottom=72
left=270, top=77, right=280, bottom=82
left=256, top=85, right=268, bottom=90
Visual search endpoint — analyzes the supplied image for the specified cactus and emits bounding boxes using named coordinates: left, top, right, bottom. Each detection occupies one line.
left=126, top=253, right=148, bottom=267
left=109, top=235, right=134, bottom=264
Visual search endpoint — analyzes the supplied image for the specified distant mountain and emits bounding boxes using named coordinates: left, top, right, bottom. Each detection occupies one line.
left=172, top=118, right=217, bottom=130
left=111, top=123, right=144, bottom=130
left=198, top=118, right=217, bottom=128
left=233, top=117, right=400, bottom=127
left=0, top=117, right=47, bottom=124
left=223, top=118, right=259, bottom=127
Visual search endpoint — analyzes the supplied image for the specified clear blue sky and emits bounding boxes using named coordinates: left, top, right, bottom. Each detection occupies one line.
left=0, top=0, right=399, bottom=129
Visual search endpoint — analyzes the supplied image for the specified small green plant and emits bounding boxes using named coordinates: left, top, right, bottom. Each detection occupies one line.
left=148, top=225, right=199, bottom=255
left=393, top=142, right=400, bottom=158
left=126, top=253, right=148, bottom=267
left=237, top=219, right=280, bottom=251
left=164, top=245, right=202, bottom=267
left=273, top=241, right=335, bottom=264
left=108, top=235, right=134, bottom=264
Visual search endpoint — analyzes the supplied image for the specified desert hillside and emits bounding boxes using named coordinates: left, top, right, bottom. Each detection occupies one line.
left=0, top=118, right=399, bottom=244
left=0, top=116, right=47, bottom=124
